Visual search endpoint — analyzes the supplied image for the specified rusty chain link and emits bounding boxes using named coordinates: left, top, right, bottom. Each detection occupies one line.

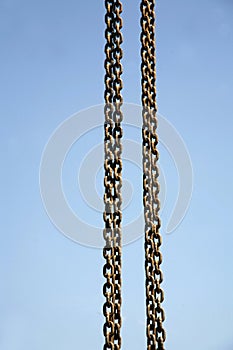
left=140, top=0, right=166, bottom=349
left=103, top=0, right=123, bottom=349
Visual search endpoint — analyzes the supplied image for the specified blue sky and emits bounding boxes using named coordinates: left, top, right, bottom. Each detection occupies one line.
left=1, top=0, right=233, bottom=349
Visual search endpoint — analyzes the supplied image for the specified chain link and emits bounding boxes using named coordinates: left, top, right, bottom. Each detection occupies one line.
left=103, top=1, right=123, bottom=349
left=140, top=1, right=166, bottom=349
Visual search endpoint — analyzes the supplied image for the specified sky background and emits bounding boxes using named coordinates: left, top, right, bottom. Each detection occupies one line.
left=1, top=0, right=233, bottom=349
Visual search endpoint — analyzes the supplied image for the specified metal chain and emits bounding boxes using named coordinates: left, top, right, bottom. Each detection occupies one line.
left=112, top=1, right=123, bottom=348
left=103, top=1, right=123, bottom=349
left=140, top=1, right=166, bottom=349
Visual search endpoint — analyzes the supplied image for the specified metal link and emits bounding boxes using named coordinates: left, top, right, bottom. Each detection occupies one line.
left=140, top=1, right=166, bottom=349
left=103, top=1, right=123, bottom=349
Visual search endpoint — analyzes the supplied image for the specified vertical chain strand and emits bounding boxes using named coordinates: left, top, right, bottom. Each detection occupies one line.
left=103, top=1, right=123, bottom=349
left=149, top=3, right=166, bottom=347
left=140, top=0, right=166, bottom=349
left=112, top=1, right=123, bottom=348
left=103, top=1, right=116, bottom=349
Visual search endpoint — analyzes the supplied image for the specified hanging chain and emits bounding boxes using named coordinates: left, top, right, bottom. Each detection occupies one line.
left=140, top=0, right=166, bottom=349
left=112, top=0, right=123, bottom=347
left=103, top=1, right=115, bottom=349
left=103, top=1, right=123, bottom=349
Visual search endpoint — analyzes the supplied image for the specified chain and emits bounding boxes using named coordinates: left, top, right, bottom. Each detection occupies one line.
left=112, top=0, right=123, bottom=348
left=103, top=1, right=115, bottom=347
left=140, top=1, right=166, bottom=349
left=103, top=1, right=123, bottom=349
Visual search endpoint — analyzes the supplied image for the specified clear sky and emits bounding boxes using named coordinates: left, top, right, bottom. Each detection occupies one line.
left=1, top=0, right=233, bottom=349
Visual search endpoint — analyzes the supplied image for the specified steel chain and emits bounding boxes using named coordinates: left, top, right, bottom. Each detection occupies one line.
left=103, top=1, right=115, bottom=349
left=140, top=0, right=166, bottom=349
left=103, top=0, right=123, bottom=349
